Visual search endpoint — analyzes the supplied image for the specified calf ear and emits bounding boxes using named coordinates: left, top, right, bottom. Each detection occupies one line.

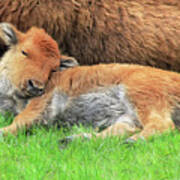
left=60, top=55, right=79, bottom=71
left=0, top=23, right=18, bottom=57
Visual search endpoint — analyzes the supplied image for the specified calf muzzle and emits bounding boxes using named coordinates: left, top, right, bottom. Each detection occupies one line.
left=26, top=79, right=45, bottom=97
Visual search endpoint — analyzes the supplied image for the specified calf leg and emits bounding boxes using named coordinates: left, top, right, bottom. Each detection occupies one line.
left=60, top=121, right=140, bottom=144
left=128, top=109, right=175, bottom=141
left=0, top=93, right=51, bottom=135
left=95, top=122, right=138, bottom=138
left=60, top=109, right=175, bottom=144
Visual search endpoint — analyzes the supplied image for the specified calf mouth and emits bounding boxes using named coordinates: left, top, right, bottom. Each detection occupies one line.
left=25, top=86, right=45, bottom=97
left=15, top=88, right=45, bottom=99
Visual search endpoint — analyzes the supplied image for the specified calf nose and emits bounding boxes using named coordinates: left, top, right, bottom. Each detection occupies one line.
left=27, top=79, right=45, bottom=96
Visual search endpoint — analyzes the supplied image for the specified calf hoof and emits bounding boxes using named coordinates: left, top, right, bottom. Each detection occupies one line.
left=123, top=136, right=146, bottom=146
left=58, top=135, right=75, bottom=149
left=59, top=135, right=74, bottom=145
left=59, top=133, right=91, bottom=149
left=124, top=138, right=136, bottom=144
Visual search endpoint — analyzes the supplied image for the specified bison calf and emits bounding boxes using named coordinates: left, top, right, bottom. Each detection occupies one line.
left=1, top=0, right=180, bottom=70
left=1, top=62, right=180, bottom=142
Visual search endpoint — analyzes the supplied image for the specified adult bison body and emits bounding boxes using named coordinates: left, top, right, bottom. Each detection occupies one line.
left=0, top=0, right=180, bottom=70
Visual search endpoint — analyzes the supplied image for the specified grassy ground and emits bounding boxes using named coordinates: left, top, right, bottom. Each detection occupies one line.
left=0, top=114, right=180, bottom=180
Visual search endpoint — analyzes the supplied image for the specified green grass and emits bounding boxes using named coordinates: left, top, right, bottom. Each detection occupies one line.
left=0, top=114, right=180, bottom=180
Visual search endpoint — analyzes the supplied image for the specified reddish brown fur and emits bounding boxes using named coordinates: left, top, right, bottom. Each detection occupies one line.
left=1, top=63, right=180, bottom=140
left=1, top=0, right=180, bottom=70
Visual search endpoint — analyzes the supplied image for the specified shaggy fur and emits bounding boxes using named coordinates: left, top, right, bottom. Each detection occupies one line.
left=0, top=0, right=180, bottom=70
left=1, top=62, right=180, bottom=141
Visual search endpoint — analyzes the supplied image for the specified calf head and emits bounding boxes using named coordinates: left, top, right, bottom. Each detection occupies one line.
left=0, top=23, right=60, bottom=98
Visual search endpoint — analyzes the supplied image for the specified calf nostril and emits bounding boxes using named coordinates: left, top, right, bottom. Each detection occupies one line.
left=28, top=80, right=34, bottom=88
left=38, top=88, right=44, bottom=93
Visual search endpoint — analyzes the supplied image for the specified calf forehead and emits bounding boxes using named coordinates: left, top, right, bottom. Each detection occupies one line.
left=22, top=27, right=60, bottom=59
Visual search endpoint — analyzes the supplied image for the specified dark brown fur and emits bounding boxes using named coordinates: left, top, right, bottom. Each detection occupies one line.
left=1, top=0, right=180, bottom=70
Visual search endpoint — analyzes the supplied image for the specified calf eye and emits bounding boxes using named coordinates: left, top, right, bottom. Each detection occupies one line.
left=22, top=50, right=28, bottom=56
